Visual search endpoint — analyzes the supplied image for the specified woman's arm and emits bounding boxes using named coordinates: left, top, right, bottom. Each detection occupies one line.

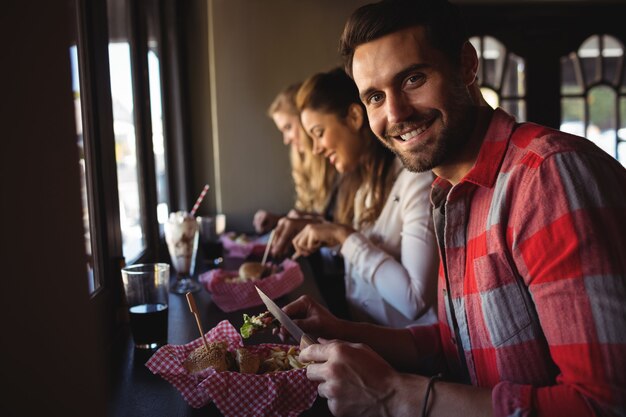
left=341, top=171, right=438, bottom=320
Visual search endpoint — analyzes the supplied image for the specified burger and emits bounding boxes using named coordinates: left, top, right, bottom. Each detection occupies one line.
left=183, top=341, right=229, bottom=373
left=238, top=262, right=268, bottom=280
left=183, top=342, right=261, bottom=374
left=235, top=348, right=261, bottom=374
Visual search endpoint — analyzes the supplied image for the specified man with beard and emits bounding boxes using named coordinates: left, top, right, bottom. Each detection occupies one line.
left=278, top=0, right=626, bottom=416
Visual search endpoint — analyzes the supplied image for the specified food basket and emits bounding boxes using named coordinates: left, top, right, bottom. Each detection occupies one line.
left=199, top=259, right=303, bottom=312
left=146, top=320, right=318, bottom=417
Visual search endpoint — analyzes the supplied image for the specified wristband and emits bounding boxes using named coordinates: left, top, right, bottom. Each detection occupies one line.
left=421, top=373, right=443, bottom=417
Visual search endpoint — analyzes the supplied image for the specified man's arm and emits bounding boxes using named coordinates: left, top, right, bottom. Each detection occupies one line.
left=281, top=295, right=435, bottom=372
left=301, top=340, right=493, bottom=417
left=504, top=148, right=626, bottom=416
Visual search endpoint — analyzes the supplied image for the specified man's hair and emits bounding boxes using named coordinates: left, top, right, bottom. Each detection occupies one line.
left=339, top=0, right=467, bottom=77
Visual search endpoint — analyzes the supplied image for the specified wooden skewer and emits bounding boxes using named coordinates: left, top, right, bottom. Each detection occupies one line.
left=186, top=292, right=210, bottom=352
left=261, top=229, right=276, bottom=265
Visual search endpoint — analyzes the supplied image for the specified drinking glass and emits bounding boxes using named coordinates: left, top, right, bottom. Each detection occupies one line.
left=164, top=211, right=200, bottom=293
left=197, top=215, right=224, bottom=267
left=121, top=263, right=170, bottom=349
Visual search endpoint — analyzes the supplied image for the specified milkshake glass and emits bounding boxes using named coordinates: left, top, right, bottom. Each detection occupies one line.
left=164, top=211, right=200, bottom=293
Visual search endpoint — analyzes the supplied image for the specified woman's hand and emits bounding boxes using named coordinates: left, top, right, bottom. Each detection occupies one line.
left=271, top=216, right=319, bottom=257
left=291, top=222, right=354, bottom=258
left=253, top=210, right=281, bottom=234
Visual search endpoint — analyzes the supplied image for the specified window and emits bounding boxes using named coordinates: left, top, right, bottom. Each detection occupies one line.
left=560, top=34, right=626, bottom=165
left=70, top=43, right=98, bottom=293
left=70, top=0, right=191, bottom=346
left=470, top=35, right=526, bottom=122
left=108, top=40, right=146, bottom=260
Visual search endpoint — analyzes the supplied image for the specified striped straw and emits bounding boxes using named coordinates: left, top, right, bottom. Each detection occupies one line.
left=189, top=184, right=210, bottom=216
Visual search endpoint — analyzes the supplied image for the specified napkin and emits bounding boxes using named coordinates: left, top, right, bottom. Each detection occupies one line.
left=146, top=320, right=318, bottom=417
left=199, top=259, right=304, bottom=312
left=220, top=233, right=267, bottom=258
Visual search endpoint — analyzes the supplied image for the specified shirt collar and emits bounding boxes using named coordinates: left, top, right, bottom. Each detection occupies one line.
left=431, top=108, right=517, bottom=206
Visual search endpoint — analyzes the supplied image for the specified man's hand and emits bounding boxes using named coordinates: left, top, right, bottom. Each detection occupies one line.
left=300, top=339, right=401, bottom=417
left=291, top=222, right=354, bottom=258
left=277, top=295, right=345, bottom=342
left=253, top=210, right=281, bottom=234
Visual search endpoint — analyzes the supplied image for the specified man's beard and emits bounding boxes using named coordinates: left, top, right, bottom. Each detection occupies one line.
left=380, top=81, right=475, bottom=173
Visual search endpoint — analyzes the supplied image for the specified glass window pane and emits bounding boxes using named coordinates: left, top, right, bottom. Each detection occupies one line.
left=560, top=54, right=584, bottom=95
left=618, top=142, right=626, bottom=167
left=579, top=35, right=601, bottom=85
left=602, top=35, right=623, bottom=85
left=502, top=52, right=525, bottom=97
left=148, top=49, right=169, bottom=224
left=621, top=97, right=626, bottom=133
left=588, top=85, right=616, bottom=157
left=483, top=36, right=506, bottom=89
left=109, top=42, right=146, bottom=260
left=501, top=99, right=526, bottom=122
left=622, top=60, right=626, bottom=93
left=560, top=97, right=585, bottom=136
left=70, top=45, right=98, bottom=294
left=588, top=85, right=616, bottom=132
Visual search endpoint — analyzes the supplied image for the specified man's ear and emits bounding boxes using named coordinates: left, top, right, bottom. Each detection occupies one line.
left=346, top=103, right=364, bottom=132
left=461, top=41, right=479, bottom=86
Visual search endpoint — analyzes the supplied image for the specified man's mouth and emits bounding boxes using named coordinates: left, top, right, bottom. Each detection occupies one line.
left=392, top=116, right=437, bottom=142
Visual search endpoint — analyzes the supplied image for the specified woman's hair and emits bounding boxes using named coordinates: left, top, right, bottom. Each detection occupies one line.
left=296, top=67, right=396, bottom=229
left=268, top=83, right=337, bottom=214
left=339, top=0, right=467, bottom=77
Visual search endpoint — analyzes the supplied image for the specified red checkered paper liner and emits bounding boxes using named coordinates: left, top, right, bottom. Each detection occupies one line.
left=199, top=259, right=304, bottom=312
left=220, top=233, right=267, bottom=258
left=146, top=320, right=318, bottom=417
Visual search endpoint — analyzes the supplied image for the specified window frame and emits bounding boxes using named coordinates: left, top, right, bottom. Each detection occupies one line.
left=461, top=2, right=626, bottom=130
left=73, top=0, right=193, bottom=349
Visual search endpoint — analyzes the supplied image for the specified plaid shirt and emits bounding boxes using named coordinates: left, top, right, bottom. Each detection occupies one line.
left=409, top=108, right=626, bottom=417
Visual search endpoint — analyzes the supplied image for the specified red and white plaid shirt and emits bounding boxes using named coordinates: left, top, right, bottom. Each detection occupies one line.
left=409, top=108, right=626, bottom=417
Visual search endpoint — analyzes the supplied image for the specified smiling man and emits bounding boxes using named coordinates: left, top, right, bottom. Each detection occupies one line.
left=280, top=0, right=626, bottom=416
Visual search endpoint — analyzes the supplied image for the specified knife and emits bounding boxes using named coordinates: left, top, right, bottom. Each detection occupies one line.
left=255, top=286, right=317, bottom=348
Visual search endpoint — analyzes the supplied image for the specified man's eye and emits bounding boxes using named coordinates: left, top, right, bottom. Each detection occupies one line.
left=406, top=74, right=424, bottom=86
left=368, top=93, right=384, bottom=105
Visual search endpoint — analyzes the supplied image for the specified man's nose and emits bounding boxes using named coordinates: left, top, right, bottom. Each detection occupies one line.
left=386, top=93, right=412, bottom=124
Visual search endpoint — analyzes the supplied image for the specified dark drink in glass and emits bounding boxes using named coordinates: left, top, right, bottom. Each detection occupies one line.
left=121, top=263, right=170, bottom=349
left=129, top=303, right=168, bottom=348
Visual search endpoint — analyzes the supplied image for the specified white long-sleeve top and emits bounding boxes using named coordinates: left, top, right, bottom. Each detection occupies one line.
left=340, top=158, right=439, bottom=328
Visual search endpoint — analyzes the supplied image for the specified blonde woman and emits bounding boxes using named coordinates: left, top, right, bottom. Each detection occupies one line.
left=291, top=68, right=438, bottom=327
left=253, top=83, right=337, bottom=234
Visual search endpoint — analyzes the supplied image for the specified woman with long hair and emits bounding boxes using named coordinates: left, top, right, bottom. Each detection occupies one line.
left=292, top=67, right=438, bottom=327
left=253, top=83, right=337, bottom=234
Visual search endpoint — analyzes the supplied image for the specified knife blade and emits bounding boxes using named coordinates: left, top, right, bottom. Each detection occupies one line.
left=255, top=286, right=317, bottom=348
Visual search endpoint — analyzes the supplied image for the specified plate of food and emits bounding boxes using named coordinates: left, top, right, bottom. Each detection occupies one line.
left=146, top=320, right=318, bottom=417
left=220, top=232, right=267, bottom=259
left=199, top=259, right=304, bottom=312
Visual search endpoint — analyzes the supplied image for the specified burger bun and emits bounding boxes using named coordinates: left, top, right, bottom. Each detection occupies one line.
left=183, top=341, right=229, bottom=373
left=238, top=262, right=267, bottom=280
